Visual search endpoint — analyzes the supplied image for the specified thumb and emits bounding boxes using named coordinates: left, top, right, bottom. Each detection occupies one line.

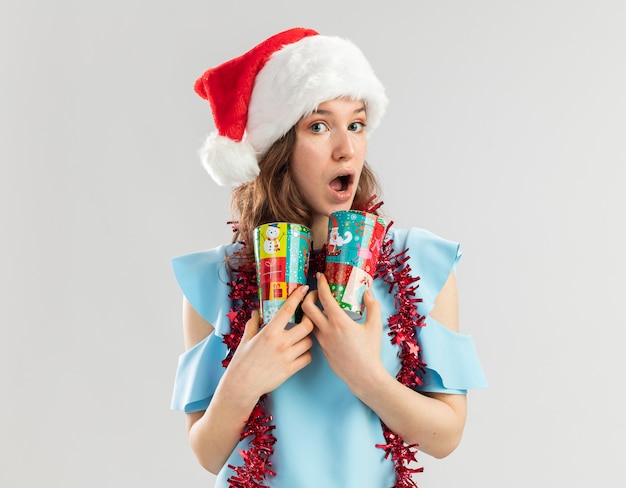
left=242, top=310, right=261, bottom=342
left=363, top=289, right=382, bottom=327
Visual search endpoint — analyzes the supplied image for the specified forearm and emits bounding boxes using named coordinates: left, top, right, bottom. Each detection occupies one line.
left=352, top=368, right=466, bottom=459
left=187, top=368, right=261, bottom=474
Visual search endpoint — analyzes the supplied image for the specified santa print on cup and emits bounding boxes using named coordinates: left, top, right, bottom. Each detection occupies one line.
left=325, top=210, right=386, bottom=319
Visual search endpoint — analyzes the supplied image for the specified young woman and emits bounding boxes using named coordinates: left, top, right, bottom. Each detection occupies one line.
left=171, top=28, right=487, bottom=487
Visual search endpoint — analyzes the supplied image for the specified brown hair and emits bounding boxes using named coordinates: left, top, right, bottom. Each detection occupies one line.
left=230, top=126, right=382, bottom=254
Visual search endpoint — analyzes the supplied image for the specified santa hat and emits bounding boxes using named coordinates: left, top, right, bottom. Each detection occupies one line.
left=194, top=27, right=388, bottom=186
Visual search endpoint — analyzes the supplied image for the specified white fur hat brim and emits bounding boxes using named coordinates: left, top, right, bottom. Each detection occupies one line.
left=247, top=35, right=388, bottom=156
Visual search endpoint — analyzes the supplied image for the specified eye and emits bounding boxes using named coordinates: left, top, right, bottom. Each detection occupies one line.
left=348, top=121, right=366, bottom=133
left=309, top=122, right=328, bottom=133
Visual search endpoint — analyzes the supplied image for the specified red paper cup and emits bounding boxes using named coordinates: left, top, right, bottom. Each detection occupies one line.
left=325, top=210, right=386, bottom=319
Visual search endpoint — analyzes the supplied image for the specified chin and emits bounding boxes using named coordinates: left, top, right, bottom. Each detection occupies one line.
left=329, top=202, right=355, bottom=215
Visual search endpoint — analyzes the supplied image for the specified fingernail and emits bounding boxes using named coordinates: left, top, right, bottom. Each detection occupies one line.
left=300, top=285, right=310, bottom=294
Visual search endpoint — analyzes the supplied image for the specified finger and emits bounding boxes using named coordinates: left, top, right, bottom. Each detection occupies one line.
left=290, top=328, right=314, bottom=358
left=290, top=348, right=313, bottom=374
left=300, top=289, right=318, bottom=310
left=362, top=289, right=382, bottom=327
left=297, top=312, right=314, bottom=328
left=285, top=313, right=315, bottom=343
left=242, top=310, right=260, bottom=342
left=266, top=284, right=310, bottom=329
left=288, top=315, right=315, bottom=360
left=301, top=290, right=327, bottom=324
left=314, top=272, right=344, bottom=319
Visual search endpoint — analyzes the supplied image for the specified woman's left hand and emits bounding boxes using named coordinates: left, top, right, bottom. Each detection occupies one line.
left=301, top=272, right=387, bottom=393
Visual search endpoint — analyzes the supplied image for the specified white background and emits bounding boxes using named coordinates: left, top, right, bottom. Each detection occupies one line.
left=2, top=1, right=624, bottom=486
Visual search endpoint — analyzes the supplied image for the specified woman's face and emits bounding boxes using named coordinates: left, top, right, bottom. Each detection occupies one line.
left=291, top=98, right=368, bottom=222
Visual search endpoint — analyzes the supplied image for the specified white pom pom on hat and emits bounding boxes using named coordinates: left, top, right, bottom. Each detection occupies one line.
left=194, top=27, right=388, bottom=186
left=198, top=133, right=259, bottom=186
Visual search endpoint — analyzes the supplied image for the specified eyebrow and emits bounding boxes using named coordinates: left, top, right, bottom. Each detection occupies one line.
left=312, top=105, right=366, bottom=116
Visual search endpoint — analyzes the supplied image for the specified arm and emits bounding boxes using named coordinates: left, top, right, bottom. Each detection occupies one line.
left=182, top=286, right=314, bottom=474
left=302, top=271, right=466, bottom=459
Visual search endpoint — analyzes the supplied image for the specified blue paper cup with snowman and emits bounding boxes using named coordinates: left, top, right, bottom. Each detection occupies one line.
left=253, top=222, right=312, bottom=325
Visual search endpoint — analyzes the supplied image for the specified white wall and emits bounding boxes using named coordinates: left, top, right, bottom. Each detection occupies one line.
left=2, top=1, right=624, bottom=486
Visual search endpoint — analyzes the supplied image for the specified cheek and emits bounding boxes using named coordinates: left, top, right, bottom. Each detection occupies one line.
left=291, top=148, right=321, bottom=185
left=293, top=137, right=326, bottom=166
left=290, top=164, right=320, bottom=204
left=294, top=172, right=317, bottom=201
left=290, top=167, right=316, bottom=206
left=290, top=162, right=309, bottom=190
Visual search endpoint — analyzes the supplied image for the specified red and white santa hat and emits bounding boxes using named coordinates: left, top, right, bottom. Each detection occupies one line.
left=194, top=27, right=388, bottom=186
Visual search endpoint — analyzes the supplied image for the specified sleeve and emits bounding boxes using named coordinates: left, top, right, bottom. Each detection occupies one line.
left=417, top=316, right=488, bottom=393
left=169, top=245, right=237, bottom=413
left=391, top=227, right=488, bottom=394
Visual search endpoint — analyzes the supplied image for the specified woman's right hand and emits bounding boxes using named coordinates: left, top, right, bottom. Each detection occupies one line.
left=224, top=284, right=314, bottom=400
left=184, top=284, right=313, bottom=474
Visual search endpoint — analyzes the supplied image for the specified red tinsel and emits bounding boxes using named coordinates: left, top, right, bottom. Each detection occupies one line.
left=374, top=222, right=427, bottom=486
left=224, top=218, right=427, bottom=487
left=227, top=399, right=277, bottom=487
left=223, top=250, right=276, bottom=487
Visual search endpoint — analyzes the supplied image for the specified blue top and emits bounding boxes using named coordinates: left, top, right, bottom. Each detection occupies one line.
left=170, top=227, right=487, bottom=487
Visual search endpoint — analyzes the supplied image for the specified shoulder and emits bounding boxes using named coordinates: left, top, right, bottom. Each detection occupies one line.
left=171, top=242, right=243, bottom=334
left=386, top=226, right=461, bottom=316
left=171, top=242, right=242, bottom=280
left=387, top=227, right=460, bottom=260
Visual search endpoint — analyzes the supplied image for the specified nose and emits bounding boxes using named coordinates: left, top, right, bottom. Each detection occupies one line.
left=332, top=129, right=355, bottom=161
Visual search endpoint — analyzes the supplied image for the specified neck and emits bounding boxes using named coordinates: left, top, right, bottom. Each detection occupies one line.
left=310, top=215, right=329, bottom=250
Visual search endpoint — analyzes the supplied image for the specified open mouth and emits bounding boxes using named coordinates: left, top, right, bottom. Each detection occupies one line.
left=329, top=174, right=352, bottom=193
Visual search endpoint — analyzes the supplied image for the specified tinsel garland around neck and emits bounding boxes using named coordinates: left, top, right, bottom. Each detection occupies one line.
left=222, top=221, right=427, bottom=488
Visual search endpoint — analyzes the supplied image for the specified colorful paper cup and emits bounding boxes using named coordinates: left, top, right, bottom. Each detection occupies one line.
left=325, top=210, right=386, bottom=318
left=253, top=222, right=311, bottom=325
